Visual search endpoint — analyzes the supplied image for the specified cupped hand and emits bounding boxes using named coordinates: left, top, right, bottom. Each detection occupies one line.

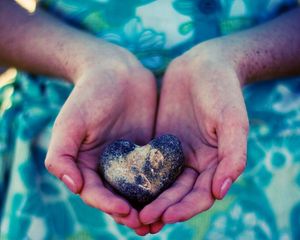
left=45, top=41, right=156, bottom=233
left=140, top=41, right=249, bottom=227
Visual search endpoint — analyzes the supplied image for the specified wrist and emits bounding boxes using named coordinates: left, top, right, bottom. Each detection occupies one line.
left=69, top=38, right=141, bottom=85
left=59, top=36, right=102, bottom=84
left=186, top=39, right=246, bottom=86
left=205, top=37, right=252, bottom=86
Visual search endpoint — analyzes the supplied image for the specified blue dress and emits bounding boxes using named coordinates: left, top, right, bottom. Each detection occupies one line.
left=1, top=0, right=300, bottom=239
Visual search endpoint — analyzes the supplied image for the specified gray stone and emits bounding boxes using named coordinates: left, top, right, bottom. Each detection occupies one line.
left=98, top=134, right=184, bottom=208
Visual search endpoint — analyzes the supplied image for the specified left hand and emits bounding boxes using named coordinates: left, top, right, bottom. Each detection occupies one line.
left=139, top=41, right=249, bottom=229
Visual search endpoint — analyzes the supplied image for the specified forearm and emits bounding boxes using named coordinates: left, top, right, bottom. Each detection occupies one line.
left=203, top=8, right=300, bottom=85
left=0, top=0, right=104, bottom=83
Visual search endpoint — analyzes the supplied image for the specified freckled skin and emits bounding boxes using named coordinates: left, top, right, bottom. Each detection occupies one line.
left=98, top=134, right=184, bottom=208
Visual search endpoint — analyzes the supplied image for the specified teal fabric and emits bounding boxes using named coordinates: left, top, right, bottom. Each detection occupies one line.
left=1, top=0, right=300, bottom=239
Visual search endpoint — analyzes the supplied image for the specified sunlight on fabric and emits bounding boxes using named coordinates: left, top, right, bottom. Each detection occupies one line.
left=0, top=68, right=17, bottom=115
left=0, top=87, right=13, bottom=115
left=0, top=68, right=17, bottom=88
left=15, top=0, right=37, bottom=13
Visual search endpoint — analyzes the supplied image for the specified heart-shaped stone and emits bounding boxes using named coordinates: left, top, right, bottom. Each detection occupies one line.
left=98, top=134, right=184, bottom=208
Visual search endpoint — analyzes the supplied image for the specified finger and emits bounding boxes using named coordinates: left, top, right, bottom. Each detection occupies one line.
left=110, top=215, right=124, bottom=225
left=162, top=166, right=215, bottom=224
left=139, top=168, right=197, bottom=225
left=45, top=100, right=85, bottom=193
left=134, top=225, right=150, bottom=236
left=150, top=221, right=165, bottom=234
left=213, top=111, right=248, bottom=199
left=80, top=166, right=130, bottom=215
left=111, top=208, right=141, bottom=229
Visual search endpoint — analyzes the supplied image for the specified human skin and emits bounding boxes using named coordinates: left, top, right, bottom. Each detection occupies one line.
left=138, top=7, right=300, bottom=234
left=1, top=0, right=300, bottom=236
left=0, top=0, right=156, bottom=233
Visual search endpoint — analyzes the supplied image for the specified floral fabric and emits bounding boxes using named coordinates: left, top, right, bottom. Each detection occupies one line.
left=1, top=0, right=300, bottom=239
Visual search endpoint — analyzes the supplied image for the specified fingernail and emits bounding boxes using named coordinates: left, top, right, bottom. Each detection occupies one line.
left=62, top=174, right=76, bottom=193
left=220, top=178, right=232, bottom=199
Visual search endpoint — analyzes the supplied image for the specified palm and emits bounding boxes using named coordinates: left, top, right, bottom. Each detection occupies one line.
left=77, top=75, right=156, bottom=211
left=140, top=56, right=248, bottom=226
left=153, top=72, right=218, bottom=223
left=46, top=64, right=157, bottom=230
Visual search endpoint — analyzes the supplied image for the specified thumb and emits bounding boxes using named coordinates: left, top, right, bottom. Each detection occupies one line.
left=212, top=111, right=249, bottom=200
left=45, top=102, right=84, bottom=194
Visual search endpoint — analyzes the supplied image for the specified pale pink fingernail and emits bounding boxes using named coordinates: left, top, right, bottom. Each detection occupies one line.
left=62, top=174, right=76, bottom=193
left=220, top=178, right=232, bottom=199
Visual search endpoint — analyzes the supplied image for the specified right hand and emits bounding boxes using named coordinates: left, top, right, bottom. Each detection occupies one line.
left=45, top=41, right=157, bottom=235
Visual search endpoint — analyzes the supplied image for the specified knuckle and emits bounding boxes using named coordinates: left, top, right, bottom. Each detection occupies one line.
left=157, top=195, right=173, bottom=204
left=193, top=186, right=211, bottom=196
left=172, top=181, right=189, bottom=190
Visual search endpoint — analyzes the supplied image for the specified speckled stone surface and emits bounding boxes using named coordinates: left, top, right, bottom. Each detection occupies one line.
left=98, top=134, right=184, bottom=208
